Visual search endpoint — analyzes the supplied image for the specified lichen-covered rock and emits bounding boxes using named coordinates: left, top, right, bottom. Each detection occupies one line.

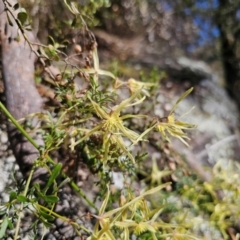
left=155, top=57, right=239, bottom=172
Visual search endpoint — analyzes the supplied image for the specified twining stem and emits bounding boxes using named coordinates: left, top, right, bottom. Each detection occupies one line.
left=0, top=101, right=98, bottom=228
left=46, top=156, right=98, bottom=213
left=36, top=204, right=91, bottom=234
left=0, top=102, right=40, bottom=150
left=14, top=168, right=35, bottom=240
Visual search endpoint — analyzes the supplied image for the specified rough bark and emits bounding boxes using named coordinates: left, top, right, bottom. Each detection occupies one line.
left=0, top=0, right=46, bottom=182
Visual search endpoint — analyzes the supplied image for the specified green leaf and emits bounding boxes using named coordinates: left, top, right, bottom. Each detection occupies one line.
left=170, top=87, right=193, bottom=115
left=48, top=36, right=55, bottom=45
left=9, top=191, right=17, bottom=201
left=17, top=195, right=29, bottom=203
left=47, top=45, right=60, bottom=61
left=17, top=12, right=28, bottom=26
left=7, top=219, right=14, bottom=230
left=13, top=3, right=19, bottom=10
left=57, top=177, right=70, bottom=190
left=39, top=47, right=50, bottom=60
left=98, top=69, right=116, bottom=79
left=39, top=210, right=55, bottom=222
left=34, top=182, right=41, bottom=191
left=42, top=195, right=59, bottom=204
left=45, top=163, right=62, bottom=191
left=42, top=218, right=53, bottom=228
left=0, top=217, right=8, bottom=238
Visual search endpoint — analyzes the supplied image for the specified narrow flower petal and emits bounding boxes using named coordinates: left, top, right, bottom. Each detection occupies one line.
left=88, top=96, right=109, bottom=119
left=70, top=124, right=103, bottom=149
left=113, top=135, right=135, bottom=163
left=121, top=114, right=146, bottom=120
left=114, top=89, right=144, bottom=115
left=170, top=87, right=193, bottom=115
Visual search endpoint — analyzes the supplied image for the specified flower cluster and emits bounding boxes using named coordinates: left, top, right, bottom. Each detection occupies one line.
left=114, top=78, right=156, bottom=98
left=154, top=87, right=196, bottom=146
left=70, top=90, right=147, bottom=163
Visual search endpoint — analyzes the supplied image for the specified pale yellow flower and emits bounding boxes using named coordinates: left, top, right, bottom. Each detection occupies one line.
left=113, top=78, right=156, bottom=97
left=128, top=78, right=156, bottom=97
left=155, top=88, right=196, bottom=146
left=70, top=90, right=148, bottom=163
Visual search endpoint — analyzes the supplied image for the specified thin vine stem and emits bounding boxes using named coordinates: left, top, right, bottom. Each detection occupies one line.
left=0, top=102, right=40, bottom=150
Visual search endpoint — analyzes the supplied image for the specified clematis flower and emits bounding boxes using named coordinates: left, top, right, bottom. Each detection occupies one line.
left=128, top=78, right=156, bottom=97
left=114, top=78, right=156, bottom=97
left=70, top=90, right=148, bottom=163
left=155, top=113, right=196, bottom=146
left=154, top=88, right=196, bottom=146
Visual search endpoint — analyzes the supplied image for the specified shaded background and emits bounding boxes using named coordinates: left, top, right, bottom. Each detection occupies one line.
left=15, top=0, right=240, bottom=166
left=20, top=0, right=240, bottom=109
left=0, top=1, right=240, bottom=239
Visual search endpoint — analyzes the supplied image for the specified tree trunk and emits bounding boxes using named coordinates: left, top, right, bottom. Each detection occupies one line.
left=0, top=0, right=46, bottom=182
